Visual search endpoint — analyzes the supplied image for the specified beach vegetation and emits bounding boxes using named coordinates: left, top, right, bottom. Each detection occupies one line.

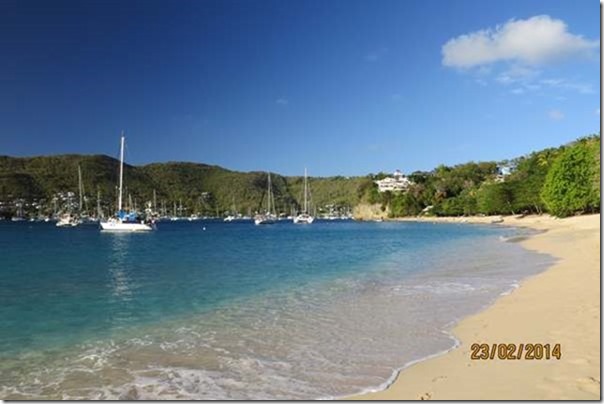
left=541, top=136, right=600, bottom=217
left=0, top=134, right=599, bottom=219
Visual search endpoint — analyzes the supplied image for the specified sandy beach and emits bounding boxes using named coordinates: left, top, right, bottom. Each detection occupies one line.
left=350, top=214, right=600, bottom=400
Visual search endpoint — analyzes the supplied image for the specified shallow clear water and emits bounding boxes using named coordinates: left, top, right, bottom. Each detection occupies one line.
left=0, top=220, right=553, bottom=399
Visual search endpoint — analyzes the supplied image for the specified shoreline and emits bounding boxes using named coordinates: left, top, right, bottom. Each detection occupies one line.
left=348, top=214, right=600, bottom=400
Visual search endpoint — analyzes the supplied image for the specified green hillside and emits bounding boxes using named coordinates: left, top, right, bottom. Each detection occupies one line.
left=0, top=155, right=370, bottom=217
left=377, top=134, right=600, bottom=218
left=0, top=133, right=599, bottom=219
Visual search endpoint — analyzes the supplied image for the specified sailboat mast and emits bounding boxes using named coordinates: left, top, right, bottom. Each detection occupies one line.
left=267, top=173, right=272, bottom=214
left=118, top=134, right=125, bottom=211
left=303, top=167, right=308, bottom=213
left=153, top=189, right=157, bottom=212
left=78, top=164, right=83, bottom=212
left=97, top=189, right=102, bottom=218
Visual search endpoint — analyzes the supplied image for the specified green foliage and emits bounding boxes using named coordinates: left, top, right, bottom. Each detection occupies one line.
left=541, top=137, right=600, bottom=217
left=357, top=177, right=381, bottom=204
left=432, top=189, right=478, bottom=216
left=389, top=190, right=423, bottom=217
left=0, top=172, right=44, bottom=199
left=476, top=182, right=514, bottom=215
left=409, top=162, right=496, bottom=216
left=361, top=134, right=599, bottom=218
left=288, top=175, right=367, bottom=213
left=503, top=147, right=559, bottom=214
left=0, top=134, right=599, bottom=219
left=0, top=155, right=367, bottom=216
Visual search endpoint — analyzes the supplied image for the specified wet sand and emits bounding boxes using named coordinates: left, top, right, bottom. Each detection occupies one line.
left=350, top=214, right=600, bottom=400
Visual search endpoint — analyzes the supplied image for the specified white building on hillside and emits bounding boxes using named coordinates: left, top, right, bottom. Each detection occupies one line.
left=494, top=165, right=514, bottom=183
left=375, top=170, right=413, bottom=192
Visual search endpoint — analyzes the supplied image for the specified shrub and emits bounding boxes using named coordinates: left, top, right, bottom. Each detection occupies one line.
left=541, top=138, right=600, bottom=217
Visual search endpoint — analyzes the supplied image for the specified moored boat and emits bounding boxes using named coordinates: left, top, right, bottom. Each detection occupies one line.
left=254, top=172, right=277, bottom=225
left=56, top=213, right=81, bottom=227
left=293, top=168, right=314, bottom=224
left=100, top=134, right=155, bottom=232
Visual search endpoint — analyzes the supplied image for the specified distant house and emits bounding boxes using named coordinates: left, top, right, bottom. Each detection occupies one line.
left=495, top=165, right=514, bottom=183
left=498, top=166, right=512, bottom=176
left=375, top=170, right=413, bottom=193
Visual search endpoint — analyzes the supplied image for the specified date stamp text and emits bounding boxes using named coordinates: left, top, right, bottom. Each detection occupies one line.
left=470, top=343, right=562, bottom=360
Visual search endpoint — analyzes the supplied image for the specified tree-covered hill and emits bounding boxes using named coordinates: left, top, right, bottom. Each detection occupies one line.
left=0, top=155, right=371, bottom=217
left=371, top=134, right=600, bottom=218
left=0, top=133, right=599, bottom=219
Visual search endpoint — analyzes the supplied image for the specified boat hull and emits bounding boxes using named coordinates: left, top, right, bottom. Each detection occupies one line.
left=100, top=221, right=155, bottom=232
left=254, top=217, right=276, bottom=226
left=56, top=221, right=79, bottom=227
left=56, top=214, right=81, bottom=227
left=254, top=219, right=276, bottom=225
left=293, top=215, right=314, bottom=224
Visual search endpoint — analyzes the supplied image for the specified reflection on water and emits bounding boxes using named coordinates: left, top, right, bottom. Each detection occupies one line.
left=107, top=234, right=133, bottom=300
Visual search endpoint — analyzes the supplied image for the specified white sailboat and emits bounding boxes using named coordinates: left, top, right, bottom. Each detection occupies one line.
left=77, top=164, right=96, bottom=224
left=293, top=168, right=314, bottom=224
left=224, top=196, right=239, bottom=222
left=170, top=201, right=179, bottom=221
left=11, top=201, right=25, bottom=221
left=56, top=212, right=80, bottom=227
left=254, top=172, right=277, bottom=225
left=78, top=164, right=85, bottom=216
left=100, top=134, right=155, bottom=232
left=57, top=166, right=83, bottom=227
left=95, top=189, right=103, bottom=221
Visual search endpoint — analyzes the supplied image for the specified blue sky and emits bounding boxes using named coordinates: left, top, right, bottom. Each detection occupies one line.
left=1, top=0, right=599, bottom=176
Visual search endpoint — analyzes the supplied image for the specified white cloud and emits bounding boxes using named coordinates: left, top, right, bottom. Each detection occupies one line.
left=276, top=98, right=289, bottom=105
left=540, top=78, right=593, bottom=94
left=500, top=75, right=593, bottom=95
left=496, top=65, right=541, bottom=85
left=510, top=88, right=525, bottom=95
left=548, top=109, right=565, bottom=121
left=442, top=15, right=598, bottom=68
left=595, top=108, right=600, bottom=116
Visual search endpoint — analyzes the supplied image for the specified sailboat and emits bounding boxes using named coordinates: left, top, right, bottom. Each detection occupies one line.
left=11, top=202, right=26, bottom=221
left=56, top=211, right=80, bottom=227
left=95, top=189, right=103, bottom=221
left=293, top=168, right=314, bottom=224
left=224, top=196, right=238, bottom=222
left=78, top=164, right=97, bottom=224
left=254, top=172, right=277, bottom=225
left=57, top=166, right=83, bottom=227
left=170, top=201, right=179, bottom=221
left=100, top=134, right=156, bottom=231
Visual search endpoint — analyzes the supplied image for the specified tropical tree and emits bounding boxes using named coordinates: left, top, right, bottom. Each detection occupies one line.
left=541, top=137, right=600, bottom=217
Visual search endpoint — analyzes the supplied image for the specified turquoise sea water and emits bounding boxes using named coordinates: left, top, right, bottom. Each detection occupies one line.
left=0, top=220, right=553, bottom=399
